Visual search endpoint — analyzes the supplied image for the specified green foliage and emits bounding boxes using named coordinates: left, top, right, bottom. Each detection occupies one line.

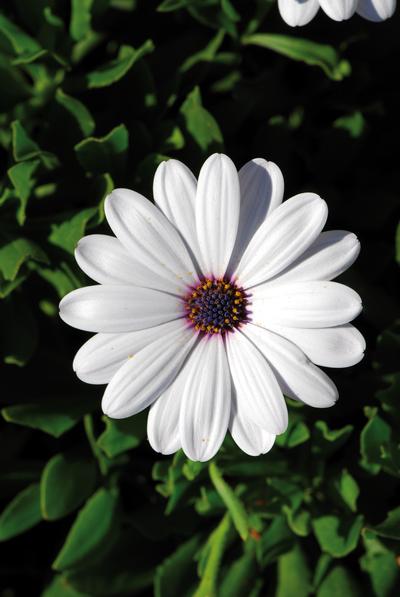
left=0, top=1, right=399, bottom=595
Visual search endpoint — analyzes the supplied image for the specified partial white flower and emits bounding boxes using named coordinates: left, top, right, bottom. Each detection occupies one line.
left=278, top=0, right=396, bottom=25
left=60, top=154, right=365, bottom=461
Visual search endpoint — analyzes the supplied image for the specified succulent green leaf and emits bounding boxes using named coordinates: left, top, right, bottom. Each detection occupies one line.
left=0, top=483, right=41, bottom=541
left=86, top=41, right=154, bottom=88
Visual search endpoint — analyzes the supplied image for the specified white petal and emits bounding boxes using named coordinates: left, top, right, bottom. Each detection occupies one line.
left=153, top=159, right=201, bottom=269
left=225, top=331, right=288, bottom=434
left=266, top=231, right=360, bottom=286
left=227, top=159, right=284, bottom=275
left=180, top=336, right=231, bottom=462
left=73, top=323, right=175, bottom=384
left=230, top=405, right=275, bottom=456
left=244, top=324, right=338, bottom=408
left=196, top=154, right=240, bottom=278
left=251, top=281, right=362, bottom=328
left=75, top=234, right=175, bottom=293
left=105, top=189, right=197, bottom=294
left=59, top=285, right=183, bottom=333
left=278, top=0, right=320, bottom=26
left=319, top=0, right=357, bottom=20
left=267, top=323, right=366, bottom=368
left=102, top=320, right=197, bottom=419
left=235, top=193, right=328, bottom=289
left=147, top=366, right=188, bottom=455
left=357, top=0, right=396, bottom=20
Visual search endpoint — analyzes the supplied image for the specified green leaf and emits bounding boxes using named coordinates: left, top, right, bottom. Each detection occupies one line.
left=157, top=0, right=193, bottom=11
left=42, top=574, right=89, bottom=597
left=312, top=514, right=364, bottom=558
left=313, top=421, right=353, bottom=456
left=209, top=461, right=249, bottom=541
left=180, top=30, right=225, bottom=72
left=7, top=159, right=40, bottom=223
left=2, top=398, right=96, bottom=437
left=360, top=531, right=400, bottom=597
left=336, top=469, right=359, bottom=512
left=317, top=566, right=361, bottom=597
left=195, top=514, right=234, bottom=597
left=367, top=506, right=400, bottom=540
left=180, top=86, right=223, bottom=152
left=276, top=420, right=310, bottom=448
left=74, top=124, right=128, bottom=175
left=334, top=111, right=365, bottom=139
left=11, top=121, right=59, bottom=169
left=155, top=535, right=201, bottom=597
left=242, top=34, right=351, bottom=81
left=0, top=483, right=41, bottom=541
left=86, top=41, right=154, bottom=88
left=53, top=488, right=119, bottom=571
left=0, top=237, right=48, bottom=281
left=219, top=544, right=258, bottom=597
left=276, top=543, right=311, bottom=597
left=0, top=13, right=42, bottom=56
left=360, top=412, right=393, bottom=475
left=70, top=0, right=94, bottom=41
left=55, top=89, right=95, bottom=137
left=49, top=208, right=98, bottom=254
left=40, top=453, right=97, bottom=521
left=259, top=516, right=293, bottom=567
left=97, top=413, right=147, bottom=458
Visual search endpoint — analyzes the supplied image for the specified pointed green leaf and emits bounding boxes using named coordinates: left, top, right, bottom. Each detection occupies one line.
left=180, top=86, right=223, bottom=152
left=49, top=208, right=98, bottom=254
left=74, top=125, right=128, bottom=175
left=53, top=488, right=119, bottom=571
left=277, top=543, right=311, bottom=597
left=86, top=41, right=154, bottom=88
left=0, top=483, right=41, bottom=541
left=367, top=506, right=400, bottom=540
left=40, top=453, right=97, bottom=520
left=97, top=414, right=146, bottom=458
left=312, top=515, right=364, bottom=558
left=55, top=89, right=95, bottom=137
left=242, top=34, right=351, bottom=81
left=209, top=461, right=249, bottom=541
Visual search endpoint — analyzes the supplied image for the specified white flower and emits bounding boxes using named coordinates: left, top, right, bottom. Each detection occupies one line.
left=278, top=0, right=396, bottom=26
left=59, top=154, right=365, bottom=462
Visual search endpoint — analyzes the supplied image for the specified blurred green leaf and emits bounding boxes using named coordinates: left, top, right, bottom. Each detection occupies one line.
left=195, top=513, right=234, bottom=597
left=360, top=531, right=400, bottom=597
left=55, top=89, right=95, bottom=137
left=70, top=0, right=94, bottom=42
left=86, top=41, right=154, bottom=88
left=11, top=120, right=59, bottom=169
left=334, top=111, right=365, bottom=139
left=2, top=398, right=96, bottom=437
left=0, top=13, right=42, bottom=56
left=53, top=487, right=119, bottom=571
left=49, top=207, right=98, bottom=254
left=336, top=470, right=359, bottom=512
left=40, top=453, right=97, bottom=521
left=0, top=237, right=47, bottom=281
left=366, top=506, right=400, bottom=540
left=312, top=515, right=364, bottom=558
left=42, top=574, right=89, bottom=596
left=74, top=124, right=128, bottom=175
left=209, top=461, right=249, bottom=541
left=276, top=543, right=311, bottom=597
left=317, top=566, right=361, bottom=596
left=7, top=159, right=40, bottom=223
left=0, top=483, right=41, bottom=541
left=180, top=86, right=223, bottom=152
left=97, top=413, right=146, bottom=458
left=219, top=542, right=258, bottom=597
left=155, top=534, right=201, bottom=597
left=276, top=420, right=310, bottom=448
left=242, top=34, right=351, bottom=81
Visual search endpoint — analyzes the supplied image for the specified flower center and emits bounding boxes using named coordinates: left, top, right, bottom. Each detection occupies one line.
left=185, top=278, right=250, bottom=335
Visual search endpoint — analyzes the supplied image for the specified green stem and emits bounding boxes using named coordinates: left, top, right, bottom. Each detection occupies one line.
left=83, top=414, right=108, bottom=476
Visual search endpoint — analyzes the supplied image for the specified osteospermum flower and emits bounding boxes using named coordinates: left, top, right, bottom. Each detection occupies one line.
left=278, top=0, right=396, bottom=26
left=59, top=154, right=365, bottom=461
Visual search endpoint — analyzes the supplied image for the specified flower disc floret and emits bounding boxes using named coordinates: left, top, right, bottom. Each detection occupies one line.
left=185, top=278, right=250, bottom=334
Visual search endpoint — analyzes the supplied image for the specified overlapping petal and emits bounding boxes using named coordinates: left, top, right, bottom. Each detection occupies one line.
left=59, top=285, right=183, bottom=333
left=267, top=323, right=366, bottom=368
left=278, top=0, right=320, bottom=26
left=244, top=324, right=338, bottom=408
left=235, top=193, right=328, bottom=288
left=73, top=323, right=176, bottom=384
left=230, top=403, right=275, bottom=456
left=180, top=337, right=231, bottom=461
left=267, top=231, right=360, bottom=285
left=102, top=319, right=197, bottom=419
left=225, top=330, right=288, bottom=434
left=105, top=189, right=197, bottom=294
left=227, top=159, right=284, bottom=275
left=153, top=159, right=201, bottom=268
left=196, top=154, right=240, bottom=278
left=251, top=281, right=362, bottom=328
left=357, top=0, right=396, bottom=20
left=75, top=234, right=175, bottom=293
left=319, top=0, right=357, bottom=20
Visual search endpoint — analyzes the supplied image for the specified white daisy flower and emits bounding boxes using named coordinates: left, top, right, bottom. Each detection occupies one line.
left=59, top=154, right=365, bottom=461
left=278, top=0, right=396, bottom=26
